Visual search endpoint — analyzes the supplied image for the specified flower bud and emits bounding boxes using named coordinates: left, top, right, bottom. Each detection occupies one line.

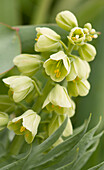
left=0, top=112, right=9, bottom=131
left=7, top=110, right=41, bottom=144
left=78, top=43, right=96, bottom=62
left=42, top=84, right=75, bottom=117
left=84, top=23, right=92, bottom=31
left=56, top=10, right=78, bottom=32
left=83, top=28, right=89, bottom=34
left=3, top=76, right=34, bottom=103
left=35, top=27, right=61, bottom=52
left=43, top=51, right=71, bottom=82
left=66, top=56, right=90, bottom=81
left=13, top=54, right=42, bottom=76
left=68, top=79, right=90, bottom=97
left=67, top=27, right=85, bottom=45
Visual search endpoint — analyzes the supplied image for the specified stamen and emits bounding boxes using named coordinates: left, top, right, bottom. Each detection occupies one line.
left=52, top=104, right=54, bottom=108
left=35, top=36, right=39, bottom=41
left=20, top=126, right=25, bottom=132
left=56, top=72, right=61, bottom=78
left=59, top=106, right=61, bottom=109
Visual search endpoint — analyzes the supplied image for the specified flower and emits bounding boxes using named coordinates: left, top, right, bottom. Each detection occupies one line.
left=0, top=112, right=9, bottom=131
left=3, top=76, right=34, bottom=103
left=78, top=43, right=96, bottom=62
left=48, top=113, right=73, bottom=137
left=43, top=51, right=71, bottom=82
left=66, top=56, right=90, bottom=81
left=13, top=54, right=42, bottom=76
left=67, top=27, right=85, bottom=46
left=7, top=110, right=41, bottom=144
left=48, top=113, right=73, bottom=147
left=68, top=78, right=90, bottom=97
left=35, top=27, right=61, bottom=52
left=56, top=10, right=78, bottom=32
left=42, top=84, right=75, bottom=117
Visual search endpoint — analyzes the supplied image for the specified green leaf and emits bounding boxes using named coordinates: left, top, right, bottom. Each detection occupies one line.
left=0, top=0, right=21, bottom=26
left=88, top=161, right=104, bottom=170
left=0, top=95, right=16, bottom=114
left=0, top=23, right=21, bottom=75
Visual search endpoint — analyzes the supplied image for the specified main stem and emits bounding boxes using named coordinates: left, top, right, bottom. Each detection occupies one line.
left=9, top=135, right=24, bottom=155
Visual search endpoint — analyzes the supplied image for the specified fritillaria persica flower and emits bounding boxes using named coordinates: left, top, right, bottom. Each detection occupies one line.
left=68, top=78, right=90, bottom=97
left=43, top=51, right=71, bottom=82
left=13, top=54, right=42, bottom=76
left=78, top=43, right=96, bottom=62
left=66, top=56, right=90, bottom=81
left=3, top=76, right=34, bottom=103
left=56, top=10, right=78, bottom=32
left=42, top=84, right=75, bottom=117
left=35, top=27, right=61, bottom=52
left=7, top=110, right=41, bottom=144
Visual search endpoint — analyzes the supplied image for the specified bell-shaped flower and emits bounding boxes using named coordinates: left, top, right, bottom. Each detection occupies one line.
left=35, top=27, right=61, bottom=52
left=43, top=51, right=71, bottom=82
left=42, top=84, right=75, bottom=117
left=66, top=56, right=90, bottom=81
left=48, top=113, right=73, bottom=137
left=67, top=27, right=85, bottom=46
left=68, top=78, right=90, bottom=97
left=3, top=76, right=34, bottom=103
left=78, top=43, right=96, bottom=62
left=7, top=110, right=41, bottom=144
left=48, top=113, right=73, bottom=147
left=56, top=10, right=78, bottom=32
left=13, top=54, right=42, bottom=76
left=0, top=112, right=9, bottom=131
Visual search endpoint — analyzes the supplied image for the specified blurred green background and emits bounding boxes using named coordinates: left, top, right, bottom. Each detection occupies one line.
left=0, top=0, right=104, bottom=169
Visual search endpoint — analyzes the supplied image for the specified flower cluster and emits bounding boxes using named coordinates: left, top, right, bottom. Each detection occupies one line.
left=1, top=10, right=99, bottom=145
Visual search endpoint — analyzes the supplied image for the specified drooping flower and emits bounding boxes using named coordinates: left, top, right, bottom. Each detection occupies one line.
left=3, top=76, right=34, bottom=103
left=13, top=54, right=42, bottom=76
left=66, top=56, right=90, bottom=81
left=68, top=78, right=90, bottom=97
left=56, top=10, right=78, bottom=32
left=48, top=113, right=73, bottom=137
left=43, top=51, right=71, bottom=82
left=42, top=84, right=75, bottom=117
left=48, top=113, right=73, bottom=147
left=7, top=110, right=41, bottom=144
left=35, top=27, right=61, bottom=52
left=78, top=43, right=96, bottom=62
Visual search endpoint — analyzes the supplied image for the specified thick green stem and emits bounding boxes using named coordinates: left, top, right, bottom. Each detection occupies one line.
left=9, top=135, right=24, bottom=155
left=32, top=80, right=54, bottom=113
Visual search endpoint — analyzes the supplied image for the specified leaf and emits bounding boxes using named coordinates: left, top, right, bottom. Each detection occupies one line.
left=0, top=0, right=21, bottom=26
left=0, top=95, right=16, bottom=114
left=23, top=117, right=68, bottom=169
left=88, top=161, right=104, bottom=170
left=0, top=23, right=21, bottom=75
left=28, top=117, right=103, bottom=170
